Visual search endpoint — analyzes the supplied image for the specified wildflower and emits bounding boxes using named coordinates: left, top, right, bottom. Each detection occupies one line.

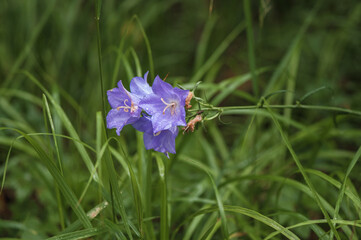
left=106, top=80, right=142, bottom=135
left=132, top=116, right=178, bottom=157
left=139, top=75, right=189, bottom=134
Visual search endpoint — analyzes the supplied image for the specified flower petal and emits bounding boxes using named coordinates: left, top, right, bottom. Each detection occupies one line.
left=174, top=88, right=189, bottom=105
left=143, top=127, right=178, bottom=157
left=107, top=81, right=131, bottom=109
left=139, top=94, right=165, bottom=116
left=106, top=108, right=132, bottom=135
left=152, top=75, right=174, bottom=99
left=132, top=116, right=153, bottom=134
left=130, top=71, right=153, bottom=98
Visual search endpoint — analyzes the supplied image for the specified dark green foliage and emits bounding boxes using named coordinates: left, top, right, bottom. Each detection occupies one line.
left=1, top=0, right=361, bottom=239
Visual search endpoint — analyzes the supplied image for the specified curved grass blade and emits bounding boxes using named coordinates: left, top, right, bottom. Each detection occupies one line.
left=0, top=128, right=92, bottom=228
left=219, top=174, right=355, bottom=238
left=178, top=156, right=228, bottom=239
left=201, top=220, right=221, bottom=240
left=132, top=15, right=154, bottom=80
left=298, top=86, right=334, bottom=104
left=264, top=211, right=326, bottom=240
left=330, top=145, right=361, bottom=239
left=304, top=169, right=361, bottom=210
left=172, top=205, right=300, bottom=240
left=266, top=219, right=361, bottom=239
left=1, top=131, right=98, bottom=194
left=22, top=71, right=99, bottom=182
left=128, top=47, right=142, bottom=77
left=47, top=227, right=107, bottom=240
left=264, top=99, right=341, bottom=239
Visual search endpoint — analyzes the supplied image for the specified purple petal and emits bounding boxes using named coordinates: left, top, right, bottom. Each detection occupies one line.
left=152, top=75, right=174, bottom=98
left=106, top=108, right=132, bottom=135
left=151, top=112, right=180, bottom=133
left=130, top=71, right=153, bottom=98
left=143, top=127, right=178, bottom=157
left=107, top=81, right=131, bottom=109
left=173, top=88, right=189, bottom=106
left=132, top=116, right=153, bottom=134
left=139, top=94, right=165, bottom=116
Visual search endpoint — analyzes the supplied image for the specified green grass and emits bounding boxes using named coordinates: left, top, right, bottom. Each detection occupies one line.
left=1, top=0, right=361, bottom=239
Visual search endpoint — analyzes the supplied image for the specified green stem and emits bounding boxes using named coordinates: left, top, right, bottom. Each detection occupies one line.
left=189, top=104, right=361, bottom=117
left=243, top=0, right=258, bottom=97
left=95, top=0, right=106, bottom=120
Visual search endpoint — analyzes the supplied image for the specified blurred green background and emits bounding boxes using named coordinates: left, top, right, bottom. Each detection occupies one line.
left=1, top=0, right=361, bottom=239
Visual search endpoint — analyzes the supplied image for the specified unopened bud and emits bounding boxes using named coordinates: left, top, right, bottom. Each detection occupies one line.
left=185, top=92, right=194, bottom=109
left=183, top=114, right=202, bottom=134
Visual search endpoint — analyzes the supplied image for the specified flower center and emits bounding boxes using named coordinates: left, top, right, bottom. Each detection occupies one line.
left=153, top=131, right=162, bottom=136
left=161, top=98, right=176, bottom=115
left=116, top=99, right=137, bottom=113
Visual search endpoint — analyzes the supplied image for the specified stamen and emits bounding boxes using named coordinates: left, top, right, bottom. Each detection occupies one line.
left=117, top=99, right=137, bottom=113
left=161, top=98, right=176, bottom=115
left=153, top=131, right=162, bottom=136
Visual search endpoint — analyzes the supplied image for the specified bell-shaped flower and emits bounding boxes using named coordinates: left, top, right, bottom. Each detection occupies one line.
left=139, top=76, right=189, bottom=134
left=132, top=116, right=178, bottom=158
left=106, top=80, right=142, bottom=135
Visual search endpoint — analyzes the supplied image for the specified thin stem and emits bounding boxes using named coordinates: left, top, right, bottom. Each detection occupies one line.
left=243, top=0, right=258, bottom=97
left=189, top=104, right=361, bottom=117
left=95, top=0, right=106, bottom=120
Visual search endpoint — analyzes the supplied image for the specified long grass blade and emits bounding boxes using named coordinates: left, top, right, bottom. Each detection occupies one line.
left=173, top=205, right=299, bottom=240
left=264, top=100, right=341, bottom=239
left=96, top=112, right=134, bottom=239
left=0, top=128, right=92, bottom=228
left=2, top=0, right=55, bottom=88
left=243, top=0, right=258, bottom=97
left=22, top=71, right=99, bottom=182
left=155, top=154, right=169, bottom=240
left=190, top=22, right=246, bottom=83
left=42, top=94, right=65, bottom=230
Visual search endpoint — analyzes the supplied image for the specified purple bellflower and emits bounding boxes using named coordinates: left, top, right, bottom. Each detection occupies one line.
left=106, top=81, right=141, bottom=135
left=132, top=116, right=178, bottom=157
left=106, top=71, right=188, bottom=157
left=139, top=76, right=189, bottom=134
left=107, top=72, right=152, bottom=135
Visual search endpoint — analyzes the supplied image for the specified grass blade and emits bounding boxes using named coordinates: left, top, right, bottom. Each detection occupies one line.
left=47, top=227, right=107, bottom=240
left=243, top=0, right=258, bottom=97
left=264, top=100, right=341, bottom=239
left=331, top=145, right=361, bottom=239
left=1, top=128, right=92, bottom=228
left=22, top=71, right=99, bottom=182
left=190, top=22, right=246, bottom=83
left=155, top=154, right=169, bottom=240
left=96, top=112, right=134, bottom=239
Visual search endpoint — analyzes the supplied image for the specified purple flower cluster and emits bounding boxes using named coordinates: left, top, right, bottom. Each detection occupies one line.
left=106, top=72, right=189, bottom=157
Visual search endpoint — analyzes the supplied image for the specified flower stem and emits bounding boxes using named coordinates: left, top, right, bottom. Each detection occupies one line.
left=189, top=104, right=361, bottom=117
